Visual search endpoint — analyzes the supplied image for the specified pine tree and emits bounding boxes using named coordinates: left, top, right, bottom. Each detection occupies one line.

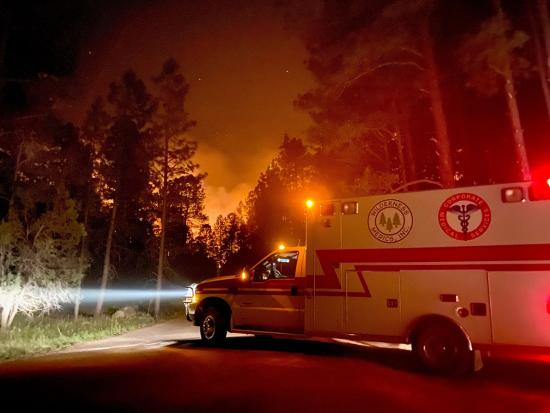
left=95, top=71, right=156, bottom=315
left=150, top=58, right=199, bottom=318
left=393, top=213, right=401, bottom=226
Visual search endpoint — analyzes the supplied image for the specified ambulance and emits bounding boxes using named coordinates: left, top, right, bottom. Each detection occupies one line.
left=185, top=179, right=550, bottom=374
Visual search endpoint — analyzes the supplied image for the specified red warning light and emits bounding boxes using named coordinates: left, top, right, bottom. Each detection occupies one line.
left=528, top=168, right=550, bottom=200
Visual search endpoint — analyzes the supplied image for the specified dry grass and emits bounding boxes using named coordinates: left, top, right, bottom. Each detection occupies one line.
left=0, top=312, right=154, bottom=361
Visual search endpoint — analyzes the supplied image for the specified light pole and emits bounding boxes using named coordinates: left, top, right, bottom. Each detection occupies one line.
left=305, top=199, right=314, bottom=248
left=305, top=199, right=315, bottom=328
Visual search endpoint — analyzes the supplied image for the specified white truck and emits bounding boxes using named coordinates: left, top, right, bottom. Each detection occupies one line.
left=185, top=179, right=550, bottom=374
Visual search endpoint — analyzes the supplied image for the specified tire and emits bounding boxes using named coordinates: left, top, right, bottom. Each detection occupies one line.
left=199, top=307, right=227, bottom=345
left=413, top=321, right=473, bottom=375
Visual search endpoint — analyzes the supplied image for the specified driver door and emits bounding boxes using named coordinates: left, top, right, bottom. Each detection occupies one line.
left=233, top=250, right=304, bottom=334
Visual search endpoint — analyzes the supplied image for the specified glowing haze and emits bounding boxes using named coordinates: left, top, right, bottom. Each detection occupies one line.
left=65, top=0, right=315, bottom=222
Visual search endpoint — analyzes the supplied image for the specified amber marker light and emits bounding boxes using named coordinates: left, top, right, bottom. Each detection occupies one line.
left=278, top=244, right=286, bottom=251
left=306, top=199, right=314, bottom=209
left=241, top=270, right=247, bottom=280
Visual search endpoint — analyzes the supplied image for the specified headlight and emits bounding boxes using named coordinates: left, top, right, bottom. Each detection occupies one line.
left=182, top=285, right=195, bottom=304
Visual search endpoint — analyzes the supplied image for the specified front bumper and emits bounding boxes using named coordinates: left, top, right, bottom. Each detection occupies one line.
left=183, top=284, right=198, bottom=322
left=184, top=300, right=197, bottom=323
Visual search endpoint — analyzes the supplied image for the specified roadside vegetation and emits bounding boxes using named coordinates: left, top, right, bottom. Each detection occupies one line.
left=0, top=310, right=155, bottom=361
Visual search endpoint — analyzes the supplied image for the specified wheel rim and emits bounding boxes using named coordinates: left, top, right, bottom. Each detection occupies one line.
left=422, top=335, right=459, bottom=367
left=202, top=315, right=216, bottom=340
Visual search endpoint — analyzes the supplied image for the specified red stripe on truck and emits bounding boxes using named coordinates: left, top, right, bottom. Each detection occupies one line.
left=313, top=244, right=550, bottom=292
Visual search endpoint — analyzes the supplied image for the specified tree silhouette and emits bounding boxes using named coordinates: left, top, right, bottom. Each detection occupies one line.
left=150, top=58, right=199, bottom=318
left=457, top=1, right=532, bottom=181
left=95, top=70, right=155, bottom=315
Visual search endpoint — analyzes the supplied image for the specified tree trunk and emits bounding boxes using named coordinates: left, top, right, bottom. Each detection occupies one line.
left=538, top=0, right=550, bottom=84
left=73, top=283, right=81, bottom=320
left=421, top=4, right=454, bottom=187
left=399, top=106, right=417, bottom=184
left=7, top=301, right=17, bottom=327
left=391, top=99, right=408, bottom=184
left=155, top=134, right=169, bottom=319
left=494, top=0, right=532, bottom=181
left=529, top=0, right=550, bottom=121
left=383, top=136, right=392, bottom=176
left=1, top=293, right=15, bottom=329
left=1, top=305, right=10, bottom=330
left=8, top=136, right=24, bottom=214
left=95, top=202, right=117, bottom=316
left=75, top=196, right=91, bottom=320
left=502, top=68, right=532, bottom=181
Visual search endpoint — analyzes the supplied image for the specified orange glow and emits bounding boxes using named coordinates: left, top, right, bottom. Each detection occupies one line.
left=306, top=199, right=314, bottom=209
left=278, top=244, right=286, bottom=251
left=241, top=270, right=248, bottom=280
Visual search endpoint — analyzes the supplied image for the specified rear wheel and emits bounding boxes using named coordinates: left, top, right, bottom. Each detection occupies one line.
left=200, top=307, right=227, bottom=345
left=413, top=322, right=473, bottom=375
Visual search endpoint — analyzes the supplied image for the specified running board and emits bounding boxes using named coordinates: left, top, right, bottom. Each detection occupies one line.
left=231, top=328, right=306, bottom=339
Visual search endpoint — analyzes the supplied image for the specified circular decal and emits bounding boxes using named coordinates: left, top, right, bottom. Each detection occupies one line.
left=438, top=193, right=491, bottom=241
left=368, top=199, right=413, bottom=243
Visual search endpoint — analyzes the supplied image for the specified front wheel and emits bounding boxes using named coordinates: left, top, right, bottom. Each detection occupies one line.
left=200, top=307, right=227, bottom=345
left=413, top=322, right=473, bottom=375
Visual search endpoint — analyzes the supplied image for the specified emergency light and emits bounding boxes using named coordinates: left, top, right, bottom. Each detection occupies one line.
left=526, top=166, right=550, bottom=201
left=501, top=187, right=524, bottom=203
left=341, top=201, right=359, bottom=215
left=320, top=203, right=335, bottom=216
left=528, top=177, right=550, bottom=201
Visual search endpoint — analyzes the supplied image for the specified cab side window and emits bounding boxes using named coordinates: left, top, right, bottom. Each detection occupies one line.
left=253, top=251, right=299, bottom=281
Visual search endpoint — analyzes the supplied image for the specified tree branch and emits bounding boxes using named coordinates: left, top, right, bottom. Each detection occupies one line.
left=33, top=225, right=45, bottom=248
left=334, top=61, right=425, bottom=100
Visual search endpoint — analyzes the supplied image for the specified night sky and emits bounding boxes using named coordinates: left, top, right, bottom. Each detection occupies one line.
left=2, top=0, right=315, bottom=220
left=3, top=0, right=549, bottom=219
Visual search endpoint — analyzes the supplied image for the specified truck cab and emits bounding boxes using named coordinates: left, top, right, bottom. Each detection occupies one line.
left=185, top=246, right=307, bottom=343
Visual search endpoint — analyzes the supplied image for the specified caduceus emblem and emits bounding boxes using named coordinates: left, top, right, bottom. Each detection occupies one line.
left=449, top=203, right=480, bottom=237
left=439, top=193, right=491, bottom=241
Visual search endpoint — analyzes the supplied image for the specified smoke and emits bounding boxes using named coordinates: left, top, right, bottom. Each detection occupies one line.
left=195, top=141, right=276, bottom=222
left=204, top=183, right=251, bottom=222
